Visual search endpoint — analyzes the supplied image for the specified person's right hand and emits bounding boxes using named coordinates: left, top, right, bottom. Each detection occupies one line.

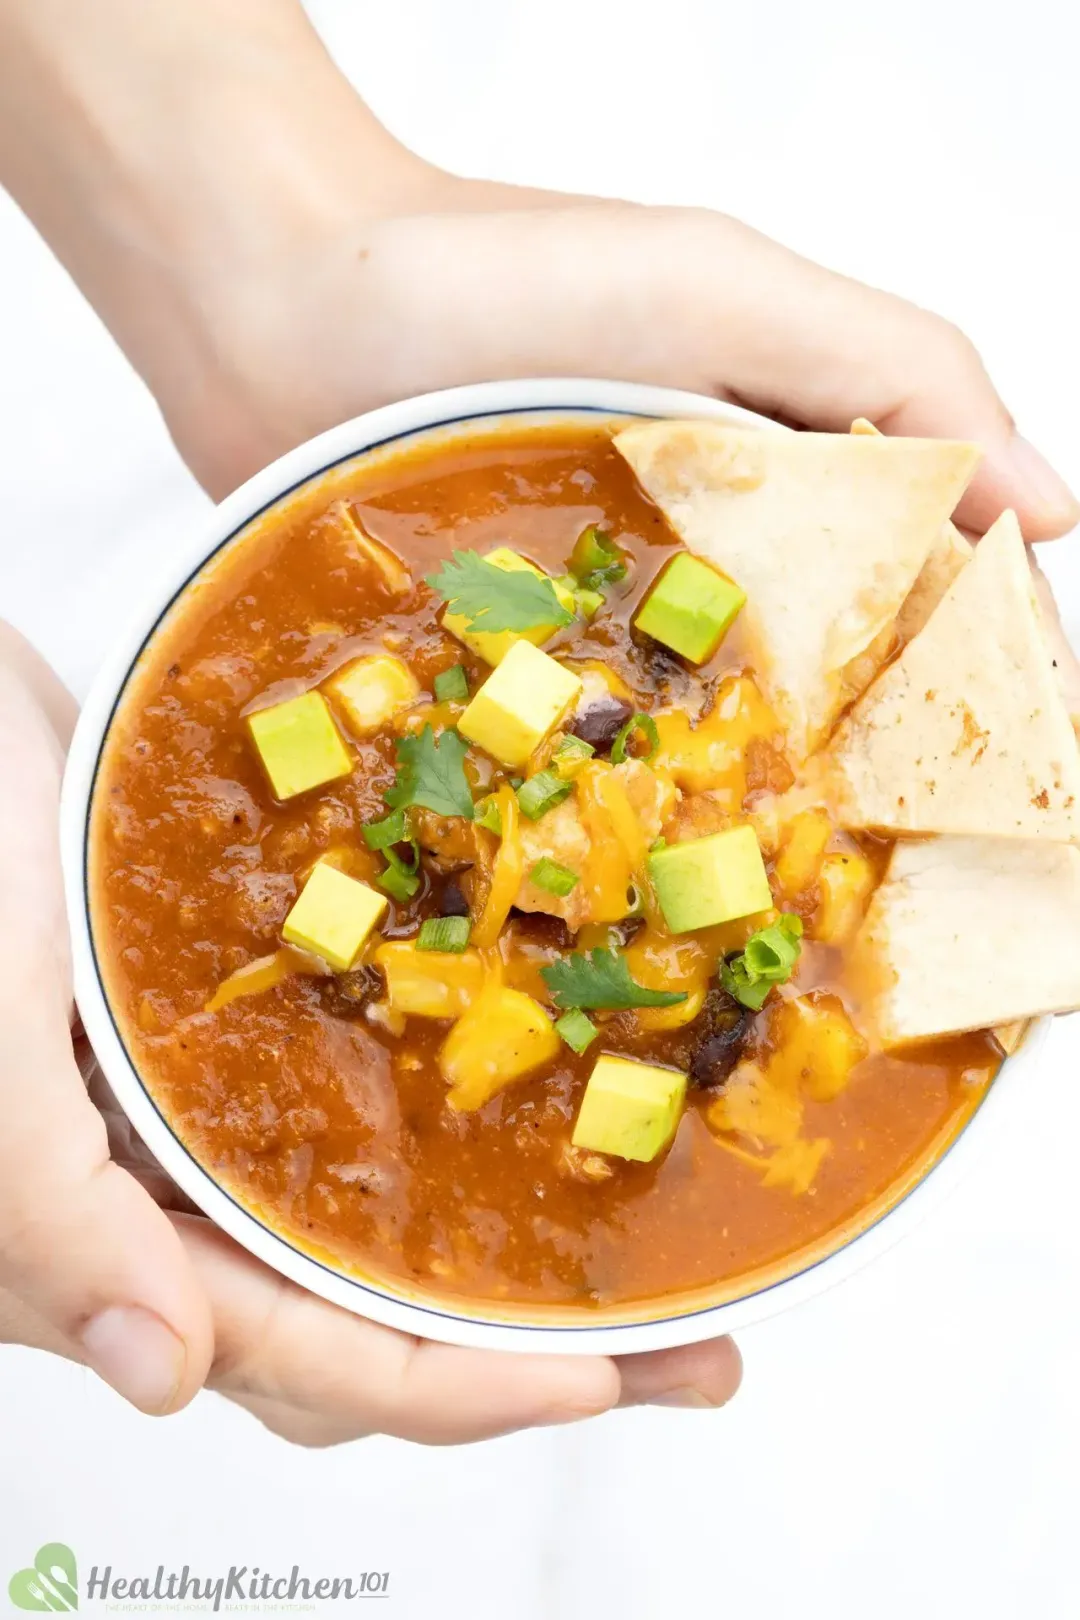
left=0, top=624, right=742, bottom=1440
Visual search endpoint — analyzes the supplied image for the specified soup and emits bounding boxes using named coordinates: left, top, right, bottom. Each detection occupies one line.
left=89, top=421, right=1002, bottom=1317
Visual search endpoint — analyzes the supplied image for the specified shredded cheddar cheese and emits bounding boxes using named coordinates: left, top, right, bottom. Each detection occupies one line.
left=473, top=783, right=524, bottom=947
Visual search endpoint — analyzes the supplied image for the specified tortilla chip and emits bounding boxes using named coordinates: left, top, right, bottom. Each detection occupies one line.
left=614, top=421, right=979, bottom=760
left=993, top=1019, right=1029, bottom=1056
left=856, top=836, right=1080, bottom=1044
left=851, top=418, right=974, bottom=640
left=829, top=510, right=1080, bottom=841
left=1029, top=549, right=1080, bottom=736
left=895, top=526, right=973, bottom=643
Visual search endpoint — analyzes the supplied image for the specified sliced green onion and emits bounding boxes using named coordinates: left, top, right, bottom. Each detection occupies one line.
left=744, top=921, right=801, bottom=978
left=624, top=882, right=645, bottom=919
left=364, top=810, right=421, bottom=900
left=552, top=734, right=595, bottom=780
left=720, top=913, right=803, bottom=1010
left=433, top=665, right=469, bottom=703
left=517, top=770, right=574, bottom=821
left=555, top=1008, right=598, bottom=1054
left=718, top=960, right=772, bottom=1011
left=474, top=795, right=503, bottom=836
left=416, top=915, right=471, bottom=953
left=611, top=712, right=660, bottom=764
left=362, top=808, right=408, bottom=851
left=374, top=842, right=420, bottom=907
left=568, top=525, right=627, bottom=591
left=530, top=857, right=580, bottom=897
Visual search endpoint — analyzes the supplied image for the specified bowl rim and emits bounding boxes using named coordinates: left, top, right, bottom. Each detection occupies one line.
left=60, top=376, right=1047, bottom=1355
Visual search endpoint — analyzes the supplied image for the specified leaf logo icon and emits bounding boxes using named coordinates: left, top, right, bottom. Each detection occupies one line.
left=8, top=1542, right=78, bottom=1611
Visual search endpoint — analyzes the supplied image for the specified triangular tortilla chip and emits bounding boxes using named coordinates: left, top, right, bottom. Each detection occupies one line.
left=856, top=835, right=1080, bottom=1044
left=829, top=510, right=1080, bottom=841
left=851, top=418, right=973, bottom=641
left=1029, top=550, right=1080, bottom=736
left=614, top=422, right=979, bottom=760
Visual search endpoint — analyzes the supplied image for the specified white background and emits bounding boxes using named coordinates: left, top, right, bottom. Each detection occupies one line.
left=2, top=1, right=1080, bottom=1615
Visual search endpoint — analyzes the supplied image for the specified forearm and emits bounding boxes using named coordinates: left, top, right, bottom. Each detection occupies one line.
left=0, top=0, right=429, bottom=435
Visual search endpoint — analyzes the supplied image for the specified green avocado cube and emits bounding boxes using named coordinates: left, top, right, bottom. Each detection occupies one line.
left=459, top=639, right=582, bottom=768
left=634, top=552, right=745, bottom=664
left=248, top=691, right=352, bottom=800
left=572, top=1054, right=688, bottom=1163
left=282, top=859, right=387, bottom=971
left=647, top=824, right=772, bottom=933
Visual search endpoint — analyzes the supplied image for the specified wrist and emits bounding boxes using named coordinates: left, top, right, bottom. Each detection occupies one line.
left=0, top=0, right=437, bottom=433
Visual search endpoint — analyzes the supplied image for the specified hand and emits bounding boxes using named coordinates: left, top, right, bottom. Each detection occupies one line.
left=1, top=0, right=1075, bottom=534
left=168, top=179, right=1080, bottom=544
left=0, top=626, right=741, bottom=1441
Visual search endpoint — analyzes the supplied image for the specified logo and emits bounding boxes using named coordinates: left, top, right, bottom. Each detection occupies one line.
left=9, top=1543, right=78, bottom=1611
left=7, top=1545, right=391, bottom=1612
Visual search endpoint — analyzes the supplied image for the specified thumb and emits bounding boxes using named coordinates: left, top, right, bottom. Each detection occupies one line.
left=0, top=652, right=213, bottom=1414
left=0, top=996, right=214, bottom=1413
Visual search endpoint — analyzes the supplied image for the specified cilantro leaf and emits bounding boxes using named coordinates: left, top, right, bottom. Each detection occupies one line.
left=426, top=550, right=574, bottom=634
left=385, top=725, right=475, bottom=820
left=541, top=946, right=688, bottom=1011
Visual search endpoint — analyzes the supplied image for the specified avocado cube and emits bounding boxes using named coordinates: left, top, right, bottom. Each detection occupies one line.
left=572, top=1054, right=688, bottom=1163
left=459, top=640, right=582, bottom=768
left=648, top=824, right=772, bottom=932
left=247, top=691, right=352, bottom=800
left=634, top=553, right=745, bottom=664
left=326, top=654, right=420, bottom=736
left=443, top=547, right=577, bottom=666
left=282, top=859, right=387, bottom=971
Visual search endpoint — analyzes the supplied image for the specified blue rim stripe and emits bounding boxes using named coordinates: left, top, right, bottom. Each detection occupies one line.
left=83, top=404, right=998, bottom=1334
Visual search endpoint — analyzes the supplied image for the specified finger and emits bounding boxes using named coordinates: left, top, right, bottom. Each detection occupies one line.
left=616, top=1337, right=743, bottom=1409
left=0, top=670, right=213, bottom=1414
left=357, top=204, right=1077, bottom=541
left=179, top=1215, right=621, bottom=1446
left=0, top=621, right=76, bottom=748
left=0, top=996, right=214, bottom=1413
left=217, top=1388, right=369, bottom=1450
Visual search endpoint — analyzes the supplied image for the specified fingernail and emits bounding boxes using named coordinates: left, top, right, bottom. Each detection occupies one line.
left=1002, top=436, right=1080, bottom=523
left=648, top=1387, right=721, bottom=1409
left=81, top=1306, right=186, bottom=1414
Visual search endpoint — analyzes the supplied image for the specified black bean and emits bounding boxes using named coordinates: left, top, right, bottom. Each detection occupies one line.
left=683, top=986, right=753, bottom=1089
left=507, top=908, right=575, bottom=951
left=439, top=880, right=471, bottom=918
left=688, top=1013, right=752, bottom=1089
left=568, top=696, right=634, bottom=752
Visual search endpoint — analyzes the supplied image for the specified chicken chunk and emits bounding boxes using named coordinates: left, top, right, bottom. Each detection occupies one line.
left=515, top=798, right=593, bottom=925
left=514, top=761, right=673, bottom=929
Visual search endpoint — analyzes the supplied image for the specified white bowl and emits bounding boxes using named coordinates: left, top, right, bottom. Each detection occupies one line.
left=59, top=378, right=1047, bottom=1356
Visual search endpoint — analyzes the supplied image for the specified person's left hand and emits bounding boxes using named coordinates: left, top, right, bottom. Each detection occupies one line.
left=153, top=163, right=1078, bottom=548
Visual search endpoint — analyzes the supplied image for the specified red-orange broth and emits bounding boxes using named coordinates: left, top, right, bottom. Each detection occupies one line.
left=89, top=424, right=999, bottom=1315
